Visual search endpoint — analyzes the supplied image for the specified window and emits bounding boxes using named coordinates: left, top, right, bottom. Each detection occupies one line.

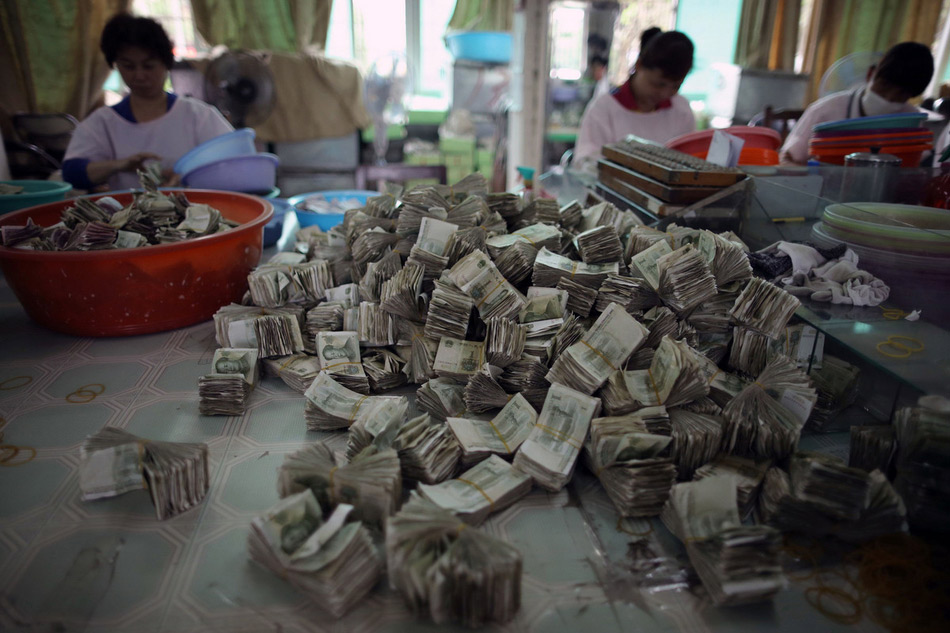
left=132, top=0, right=209, bottom=59
left=549, top=2, right=587, bottom=81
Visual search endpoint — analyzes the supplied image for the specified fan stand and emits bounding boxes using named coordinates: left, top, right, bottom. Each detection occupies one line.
left=373, top=120, right=390, bottom=165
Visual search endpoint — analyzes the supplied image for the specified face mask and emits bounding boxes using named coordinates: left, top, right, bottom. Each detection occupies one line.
left=861, top=85, right=906, bottom=116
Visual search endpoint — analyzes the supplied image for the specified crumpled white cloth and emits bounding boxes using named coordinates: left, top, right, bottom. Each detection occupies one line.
left=767, top=241, right=890, bottom=307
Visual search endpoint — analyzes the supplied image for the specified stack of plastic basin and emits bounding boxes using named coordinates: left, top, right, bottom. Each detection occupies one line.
left=807, top=113, right=931, bottom=166
left=175, top=129, right=279, bottom=192
left=810, top=202, right=950, bottom=320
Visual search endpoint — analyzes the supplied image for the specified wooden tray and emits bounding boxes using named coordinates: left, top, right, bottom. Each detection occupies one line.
left=597, top=173, right=683, bottom=216
left=602, top=143, right=745, bottom=187
left=597, top=160, right=723, bottom=204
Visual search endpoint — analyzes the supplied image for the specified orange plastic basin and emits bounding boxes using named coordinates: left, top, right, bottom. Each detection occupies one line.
left=810, top=144, right=931, bottom=167
left=0, top=190, right=272, bottom=337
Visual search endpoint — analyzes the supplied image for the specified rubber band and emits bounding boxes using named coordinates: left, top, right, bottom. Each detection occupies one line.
left=487, top=419, right=511, bottom=453
left=646, top=367, right=663, bottom=405
left=580, top=339, right=617, bottom=371
left=804, top=586, right=862, bottom=626
left=569, top=261, right=578, bottom=279
left=0, top=376, right=32, bottom=391
left=615, top=517, right=654, bottom=537
left=323, top=361, right=362, bottom=371
left=277, top=356, right=297, bottom=374
left=886, top=335, right=923, bottom=352
left=534, top=423, right=582, bottom=450
left=457, top=477, right=495, bottom=510
left=0, top=445, right=35, bottom=467
left=707, top=368, right=722, bottom=385
left=875, top=341, right=911, bottom=358
left=475, top=280, right=507, bottom=309
left=349, top=395, right=369, bottom=422
left=455, top=522, right=468, bottom=535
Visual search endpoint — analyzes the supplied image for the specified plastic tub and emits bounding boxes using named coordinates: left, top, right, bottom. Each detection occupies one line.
left=691, top=147, right=779, bottom=166
left=812, top=112, right=928, bottom=133
left=445, top=31, right=512, bottom=64
left=821, top=202, right=950, bottom=255
left=811, top=144, right=931, bottom=167
left=288, top=189, right=377, bottom=230
left=667, top=126, right=782, bottom=154
left=263, top=198, right=290, bottom=247
left=181, top=153, right=279, bottom=192
left=811, top=127, right=929, bottom=139
left=0, top=180, right=73, bottom=215
left=173, top=129, right=257, bottom=175
left=0, top=190, right=272, bottom=336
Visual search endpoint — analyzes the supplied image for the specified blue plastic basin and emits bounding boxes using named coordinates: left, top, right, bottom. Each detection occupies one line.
left=181, top=153, right=279, bottom=192
left=263, top=198, right=290, bottom=247
left=288, top=189, right=377, bottom=231
left=0, top=180, right=73, bottom=215
left=446, top=32, right=512, bottom=64
left=173, top=129, right=257, bottom=175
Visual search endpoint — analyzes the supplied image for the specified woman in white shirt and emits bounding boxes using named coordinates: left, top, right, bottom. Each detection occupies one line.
left=574, top=29, right=696, bottom=167
left=63, top=13, right=233, bottom=191
left=780, top=42, right=934, bottom=165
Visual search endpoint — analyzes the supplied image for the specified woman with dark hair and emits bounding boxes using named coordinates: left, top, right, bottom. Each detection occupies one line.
left=574, top=28, right=695, bottom=166
left=63, top=13, right=233, bottom=191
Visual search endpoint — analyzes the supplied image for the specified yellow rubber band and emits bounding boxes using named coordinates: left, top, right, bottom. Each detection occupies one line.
left=349, top=395, right=369, bottom=422
left=487, top=419, right=511, bottom=453
left=457, top=477, right=495, bottom=510
left=534, top=423, right=582, bottom=450
left=476, top=280, right=507, bottom=309
left=647, top=367, right=663, bottom=405
left=580, top=339, right=617, bottom=371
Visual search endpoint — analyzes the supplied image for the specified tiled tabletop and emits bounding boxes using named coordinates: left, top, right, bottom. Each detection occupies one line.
left=0, top=269, right=885, bottom=633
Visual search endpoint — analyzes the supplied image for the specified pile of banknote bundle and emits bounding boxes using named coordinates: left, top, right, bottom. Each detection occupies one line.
left=416, top=455, right=533, bottom=525
left=574, top=225, right=624, bottom=264
left=277, top=442, right=401, bottom=525
left=248, top=259, right=333, bottom=308
left=79, top=427, right=209, bottom=520
left=623, top=335, right=709, bottom=409
left=394, top=414, right=462, bottom=483
left=463, top=366, right=513, bottom=413
left=892, top=401, right=950, bottom=531
left=314, top=331, right=370, bottom=394
left=247, top=493, right=381, bottom=616
left=214, top=304, right=306, bottom=358
left=416, top=377, right=466, bottom=421
left=661, top=476, right=785, bottom=606
left=386, top=497, right=523, bottom=626
left=584, top=414, right=676, bottom=516
left=345, top=396, right=409, bottom=458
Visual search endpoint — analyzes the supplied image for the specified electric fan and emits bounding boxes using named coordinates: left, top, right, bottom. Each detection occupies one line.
left=204, top=51, right=277, bottom=128
left=818, top=51, right=884, bottom=98
left=363, top=53, right=410, bottom=164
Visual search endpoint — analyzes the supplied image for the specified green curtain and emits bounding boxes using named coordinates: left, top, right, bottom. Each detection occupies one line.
left=805, top=0, right=943, bottom=102
left=190, top=0, right=333, bottom=53
left=447, top=0, right=513, bottom=33
left=734, top=0, right=800, bottom=71
left=0, top=0, right=130, bottom=120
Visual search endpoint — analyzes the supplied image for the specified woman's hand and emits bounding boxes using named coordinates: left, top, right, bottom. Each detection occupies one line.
left=85, top=153, right=163, bottom=187
left=161, top=169, right=181, bottom=187
left=117, top=152, right=162, bottom=173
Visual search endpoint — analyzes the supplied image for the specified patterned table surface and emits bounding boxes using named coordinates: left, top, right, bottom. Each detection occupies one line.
left=0, top=269, right=884, bottom=633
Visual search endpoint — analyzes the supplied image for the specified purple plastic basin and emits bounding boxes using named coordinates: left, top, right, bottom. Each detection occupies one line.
left=181, top=153, right=279, bottom=192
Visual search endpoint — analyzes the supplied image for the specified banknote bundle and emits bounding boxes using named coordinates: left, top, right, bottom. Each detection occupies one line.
left=513, top=383, right=601, bottom=490
left=447, top=393, right=538, bottom=463
left=546, top=303, right=647, bottom=394
left=707, top=231, right=753, bottom=288
left=444, top=226, right=488, bottom=268
left=721, top=356, right=817, bottom=461
left=307, top=303, right=345, bottom=334
left=485, top=317, right=526, bottom=368
left=425, top=278, right=474, bottom=341
left=661, top=476, right=785, bottom=606
left=345, top=396, right=409, bottom=459
left=669, top=408, right=724, bottom=479
left=416, top=455, right=533, bottom=525
left=248, top=259, right=333, bottom=308
left=397, top=322, right=437, bottom=384
left=263, top=353, right=321, bottom=393
left=727, top=326, right=773, bottom=377
left=386, top=497, right=523, bottom=627
left=486, top=191, right=522, bottom=219
left=447, top=250, right=527, bottom=321
left=574, top=225, right=624, bottom=264
left=277, top=442, right=402, bottom=525
left=498, top=356, right=551, bottom=410
left=598, top=371, right=638, bottom=416
left=358, top=301, right=395, bottom=346
left=623, top=335, right=709, bottom=409
left=640, top=306, right=694, bottom=351
left=892, top=403, right=950, bottom=531
left=362, top=348, right=409, bottom=392
left=416, top=377, right=466, bottom=421
left=433, top=337, right=485, bottom=381
left=693, top=454, right=771, bottom=519
left=395, top=199, right=449, bottom=238
left=304, top=373, right=375, bottom=430
left=445, top=194, right=489, bottom=228
left=486, top=223, right=561, bottom=259
left=213, top=304, right=306, bottom=358
left=247, top=494, right=381, bottom=617
left=594, top=273, right=658, bottom=313
left=849, top=424, right=897, bottom=473
left=315, top=331, right=370, bottom=394
left=556, top=276, right=598, bottom=316
left=585, top=415, right=676, bottom=516
left=729, top=277, right=800, bottom=338
left=394, top=414, right=462, bottom=484
left=656, top=245, right=718, bottom=315
left=379, top=263, right=427, bottom=322
left=79, top=427, right=209, bottom=520
left=350, top=227, right=400, bottom=266
left=493, top=240, right=538, bottom=285
left=463, top=365, right=514, bottom=413
left=198, top=347, right=259, bottom=415
left=515, top=198, right=561, bottom=228
left=358, top=251, right=401, bottom=302
left=532, top=247, right=618, bottom=289
left=406, top=216, right=458, bottom=281
left=806, top=355, right=860, bottom=431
